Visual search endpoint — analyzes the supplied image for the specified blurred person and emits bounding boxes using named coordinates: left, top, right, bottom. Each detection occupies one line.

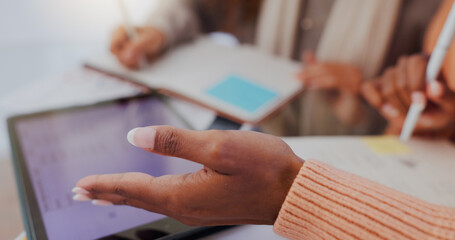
left=70, top=2, right=455, bottom=239
left=74, top=125, right=455, bottom=240
left=362, top=0, right=455, bottom=141
left=110, top=0, right=441, bottom=136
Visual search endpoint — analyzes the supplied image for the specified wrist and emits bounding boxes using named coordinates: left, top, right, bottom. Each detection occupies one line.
left=271, top=156, right=304, bottom=223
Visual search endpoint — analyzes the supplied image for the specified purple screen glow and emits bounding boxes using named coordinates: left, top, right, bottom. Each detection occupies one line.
left=15, top=98, right=202, bottom=240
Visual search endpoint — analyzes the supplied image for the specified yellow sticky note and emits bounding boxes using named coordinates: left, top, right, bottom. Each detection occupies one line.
left=362, top=136, right=410, bottom=155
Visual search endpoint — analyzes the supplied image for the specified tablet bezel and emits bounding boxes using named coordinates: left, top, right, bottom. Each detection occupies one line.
left=7, top=93, right=230, bottom=240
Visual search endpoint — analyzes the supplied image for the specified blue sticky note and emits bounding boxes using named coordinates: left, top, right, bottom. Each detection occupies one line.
left=206, top=75, right=278, bottom=113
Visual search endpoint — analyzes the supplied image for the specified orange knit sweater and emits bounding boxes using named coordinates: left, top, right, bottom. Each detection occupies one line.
left=274, top=159, right=455, bottom=240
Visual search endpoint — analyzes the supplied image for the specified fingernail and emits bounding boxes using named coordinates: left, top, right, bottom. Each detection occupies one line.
left=72, top=187, right=89, bottom=195
left=127, top=127, right=156, bottom=149
left=427, top=82, right=443, bottom=97
left=127, top=128, right=140, bottom=146
left=411, top=92, right=427, bottom=106
left=92, top=200, right=114, bottom=206
left=73, top=194, right=92, bottom=202
left=382, top=104, right=399, bottom=118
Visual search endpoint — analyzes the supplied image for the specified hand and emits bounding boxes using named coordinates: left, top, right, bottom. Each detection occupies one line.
left=296, top=51, right=365, bottom=125
left=296, top=51, right=363, bottom=93
left=110, top=26, right=166, bottom=70
left=74, top=126, right=304, bottom=226
left=361, top=54, right=455, bottom=137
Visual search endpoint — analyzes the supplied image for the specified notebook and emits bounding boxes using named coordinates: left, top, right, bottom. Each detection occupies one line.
left=85, top=37, right=303, bottom=124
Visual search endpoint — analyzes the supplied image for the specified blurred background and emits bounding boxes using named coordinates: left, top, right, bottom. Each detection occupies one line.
left=0, top=0, right=160, bottom=162
left=0, top=3, right=158, bottom=237
left=0, top=0, right=159, bottom=95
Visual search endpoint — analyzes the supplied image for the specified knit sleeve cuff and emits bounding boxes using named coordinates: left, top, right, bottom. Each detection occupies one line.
left=273, top=159, right=455, bottom=240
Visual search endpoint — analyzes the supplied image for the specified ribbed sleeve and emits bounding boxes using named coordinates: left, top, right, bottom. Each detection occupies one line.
left=274, top=159, right=455, bottom=240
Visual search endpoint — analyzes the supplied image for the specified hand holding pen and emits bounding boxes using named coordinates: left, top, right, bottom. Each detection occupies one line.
left=111, top=0, right=167, bottom=70
left=398, top=0, right=455, bottom=141
left=361, top=54, right=455, bottom=138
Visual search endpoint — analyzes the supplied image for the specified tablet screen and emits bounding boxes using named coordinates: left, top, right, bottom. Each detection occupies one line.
left=13, top=97, right=202, bottom=240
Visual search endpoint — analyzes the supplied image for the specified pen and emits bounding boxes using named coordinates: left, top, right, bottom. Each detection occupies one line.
left=117, top=0, right=137, bottom=38
left=400, top=1, right=455, bottom=141
left=116, top=0, right=147, bottom=68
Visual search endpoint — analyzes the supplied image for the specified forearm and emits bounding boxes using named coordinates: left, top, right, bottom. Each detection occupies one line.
left=146, top=0, right=201, bottom=47
left=274, top=159, right=455, bottom=240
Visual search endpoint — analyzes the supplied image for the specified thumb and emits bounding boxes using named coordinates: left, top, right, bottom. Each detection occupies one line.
left=126, top=126, right=228, bottom=170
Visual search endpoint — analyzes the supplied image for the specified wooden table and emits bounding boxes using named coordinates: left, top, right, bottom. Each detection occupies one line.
left=0, top=160, right=24, bottom=239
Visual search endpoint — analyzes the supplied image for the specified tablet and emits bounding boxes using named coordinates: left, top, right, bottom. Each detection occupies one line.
left=7, top=94, right=231, bottom=240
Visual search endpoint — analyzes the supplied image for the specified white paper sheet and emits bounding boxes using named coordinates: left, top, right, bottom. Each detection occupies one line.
left=0, top=69, right=142, bottom=115
left=86, top=37, right=302, bottom=123
left=284, top=136, right=455, bottom=207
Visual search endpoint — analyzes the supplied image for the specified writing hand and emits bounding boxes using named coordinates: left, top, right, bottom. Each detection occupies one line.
left=362, top=54, right=455, bottom=137
left=110, top=26, right=166, bottom=69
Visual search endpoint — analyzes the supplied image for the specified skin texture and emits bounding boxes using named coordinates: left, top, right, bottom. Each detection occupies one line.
left=110, top=26, right=166, bottom=69
left=76, top=126, right=304, bottom=226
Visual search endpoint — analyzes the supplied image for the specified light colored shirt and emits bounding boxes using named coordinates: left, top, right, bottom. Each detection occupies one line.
left=274, top=159, right=455, bottom=240
left=146, top=0, right=441, bottom=136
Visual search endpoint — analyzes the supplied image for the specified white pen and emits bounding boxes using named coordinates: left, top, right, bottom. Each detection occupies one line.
left=117, top=0, right=137, bottom=38
left=116, top=0, right=147, bottom=68
left=400, top=1, right=455, bottom=141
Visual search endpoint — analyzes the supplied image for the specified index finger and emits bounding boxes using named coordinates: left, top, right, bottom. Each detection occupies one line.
left=77, top=172, right=156, bottom=201
left=75, top=172, right=196, bottom=216
left=380, top=68, right=407, bottom=114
